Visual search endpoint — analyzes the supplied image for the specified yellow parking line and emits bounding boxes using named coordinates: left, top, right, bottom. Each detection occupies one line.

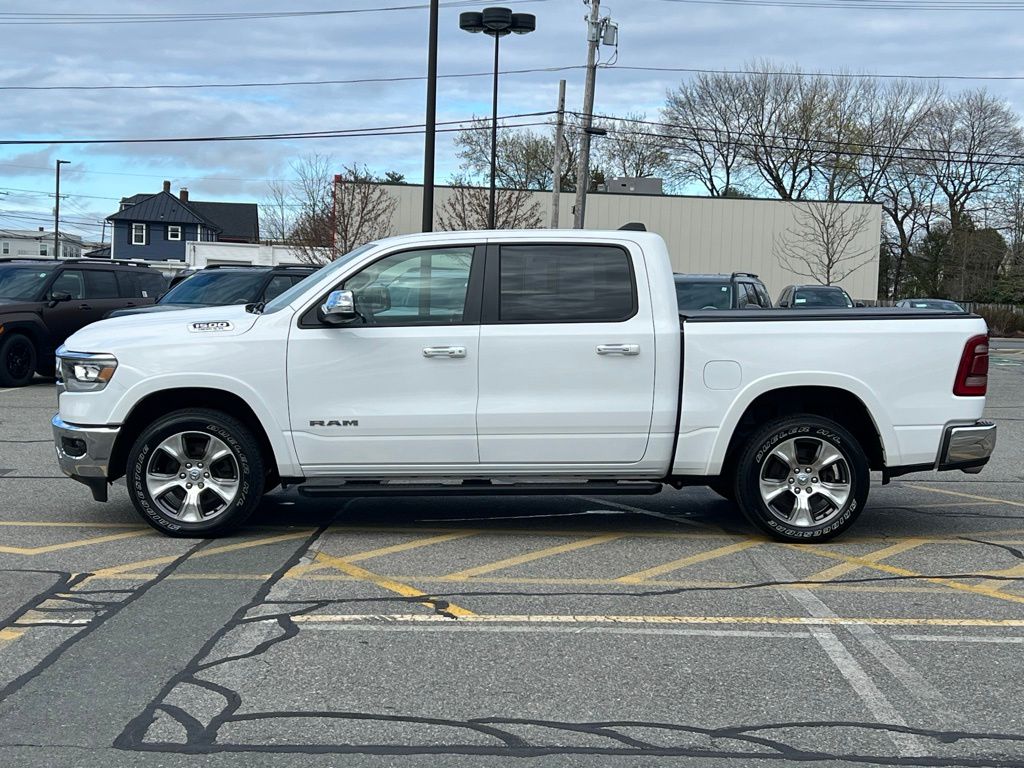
left=286, top=531, right=478, bottom=579
left=790, top=545, right=1024, bottom=606
left=905, top=484, right=1024, bottom=509
left=294, top=613, right=1024, bottom=628
left=0, top=628, right=25, bottom=642
left=86, top=530, right=315, bottom=581
left=615, top=539, right=762, bottom=584
left=0, top=528, right=153, bottom=555
left=985, top=562, right=1024, bottom=592
left=312, top=551, right=474, bottom=617
left=805, top=540, right=929, bottom=582
left=440, top=533, right=622, bottom=581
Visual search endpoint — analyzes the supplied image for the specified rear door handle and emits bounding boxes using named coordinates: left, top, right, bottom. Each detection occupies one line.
left=597, top=344, right=640, bottom=356
left=78, top=303, right=93, bottom=311
left=423, top=346, right=467, bottom=358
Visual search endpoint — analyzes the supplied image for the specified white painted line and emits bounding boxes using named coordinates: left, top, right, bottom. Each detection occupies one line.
left=750, top=549, right=929, bottom=758
left=299, top=623, right=812, bottom=640
left=893, top=634, right=1024, bottom=645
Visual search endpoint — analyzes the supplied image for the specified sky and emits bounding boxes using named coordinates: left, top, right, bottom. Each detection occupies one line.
left=2, top=0, right=1024, bottom=245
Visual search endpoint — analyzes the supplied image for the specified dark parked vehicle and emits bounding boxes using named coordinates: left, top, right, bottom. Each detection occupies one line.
left=106, top=264, right=317, bottom=318
left=674, top=272, right=772, bottom=310
left=0, top=257, right=167, bottom=387
left=776, top=284, right=861, bottom=309
left=895, top=298, right=966, bottom=312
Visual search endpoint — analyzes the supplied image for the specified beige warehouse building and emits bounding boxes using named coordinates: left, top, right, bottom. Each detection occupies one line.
left=378, top=183, right=883, bottom=301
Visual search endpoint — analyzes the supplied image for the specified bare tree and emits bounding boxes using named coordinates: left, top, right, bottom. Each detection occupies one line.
left=334, top=167, right=397, bottom=256
left=436, top=175, right=543, bottom=231
left=662, top=71, right=751, bottom=196
left=920, top=89, right=1024, bottom=232
left=595, top=112, right=669, bottom=179
left=260, top=155, right=396, bottom=265
left=774, top=201, right=878, bottom=285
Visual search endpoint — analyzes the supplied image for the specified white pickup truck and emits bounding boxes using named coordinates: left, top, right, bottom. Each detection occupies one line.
left=51, top=229, right=996, bottom=541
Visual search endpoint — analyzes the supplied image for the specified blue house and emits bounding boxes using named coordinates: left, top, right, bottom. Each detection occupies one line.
left=107, top=181, right=259, bottom=262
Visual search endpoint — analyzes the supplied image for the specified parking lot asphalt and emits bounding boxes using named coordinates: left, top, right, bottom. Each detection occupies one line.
left=0, top=342, right=1021, bottom=767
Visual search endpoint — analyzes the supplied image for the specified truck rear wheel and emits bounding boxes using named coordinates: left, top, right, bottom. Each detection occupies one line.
left=734, top=415, right=868, bottom=542
left=126, top=409, right=265, bottom=537
left=0, top=333, right=37, bottom=387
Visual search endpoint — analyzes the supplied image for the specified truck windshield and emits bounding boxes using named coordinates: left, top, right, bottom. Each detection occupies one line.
left=261, top=242, right=375, bottom=314
left=0, top=265, right=55, bottom=301
left=160, top=271, right=267, bottom=305
left=675, top=280, right=732, bottom=310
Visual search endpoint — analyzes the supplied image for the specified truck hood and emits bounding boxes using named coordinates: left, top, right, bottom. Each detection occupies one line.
left=105, top=302, right=222, bottom=319
left=64, top=304, right=259, bottom=353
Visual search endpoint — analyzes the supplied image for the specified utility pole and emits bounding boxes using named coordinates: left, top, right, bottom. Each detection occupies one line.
left=572, top=0, right=601, bottom=229
left=53, top=159, right=70, bottom=259
left=421, top=0, right=439, bottom=232
left=550, top=79, right=566, bottom=228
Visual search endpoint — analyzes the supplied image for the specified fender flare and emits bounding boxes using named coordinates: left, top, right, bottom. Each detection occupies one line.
left=705, top=372, right=898, bottom=475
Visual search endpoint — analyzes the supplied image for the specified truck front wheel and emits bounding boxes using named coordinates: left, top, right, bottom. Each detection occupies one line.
left=734, top=415, right=869, bottom=542
left=126, top=409, right=265, bottom=537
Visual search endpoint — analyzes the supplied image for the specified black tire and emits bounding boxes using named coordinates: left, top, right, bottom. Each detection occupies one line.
left=0, top=333, right=37, bottom=388
left=734, top=415, right=869, bottom=542
left=127, top=408, right=265, bottom=537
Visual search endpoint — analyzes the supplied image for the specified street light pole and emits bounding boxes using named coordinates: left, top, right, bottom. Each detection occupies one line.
left=460, top=7, right=535, bottom=230
left=488, top=31, right=500, bottom=230
left=53, top=159, right=70, bottom=260
left=421, top=0, right=439, bottom=232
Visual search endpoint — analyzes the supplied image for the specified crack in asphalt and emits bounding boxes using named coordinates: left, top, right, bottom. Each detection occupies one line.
left=0, top=541, right=212, bottom=705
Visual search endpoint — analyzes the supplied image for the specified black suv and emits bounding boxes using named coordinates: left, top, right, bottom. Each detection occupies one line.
left=674, top=272, right=773, bottom=310
left=107, top=264, right=316, bottom=318
left=0, top=258, right=168, bottom=387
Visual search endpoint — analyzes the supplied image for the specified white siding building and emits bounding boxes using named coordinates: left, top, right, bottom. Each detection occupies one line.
left=0, top=229, right=84, bottom=260
left=379, top=184, right=883, bottom=301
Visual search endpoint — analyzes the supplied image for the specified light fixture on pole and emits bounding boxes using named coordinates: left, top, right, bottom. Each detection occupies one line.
left=459, top=7, right=535, bottom=230
left=54, top=159, right=70, bottom=260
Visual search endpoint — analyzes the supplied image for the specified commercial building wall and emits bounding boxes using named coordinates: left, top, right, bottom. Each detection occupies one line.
left=379, top=184, right=883, bottom=301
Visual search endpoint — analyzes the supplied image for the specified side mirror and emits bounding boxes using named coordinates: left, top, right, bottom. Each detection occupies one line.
left=855, top=301, right=866, bottom=308
left=319, top=289, right=359, bottom=325
left=48, top=290, right=72, bottom=307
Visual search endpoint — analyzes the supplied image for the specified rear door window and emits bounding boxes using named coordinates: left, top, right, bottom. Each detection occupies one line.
left=498, top=244, right=635, bottom=323
left=84, top=270, right=120, bottom=299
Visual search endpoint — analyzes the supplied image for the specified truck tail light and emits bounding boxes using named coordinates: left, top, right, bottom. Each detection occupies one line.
left=953, top=334, right=989, bottom=396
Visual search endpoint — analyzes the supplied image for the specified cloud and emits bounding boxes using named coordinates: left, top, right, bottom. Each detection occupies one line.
left=1, top=0, right=1022, bottom=220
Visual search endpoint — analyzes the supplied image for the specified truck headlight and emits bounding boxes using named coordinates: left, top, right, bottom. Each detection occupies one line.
left=57, top=351, right=118, bottom=392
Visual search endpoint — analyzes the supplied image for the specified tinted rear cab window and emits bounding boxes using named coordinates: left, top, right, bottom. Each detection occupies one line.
left=498, top=245, right=636, bottom=323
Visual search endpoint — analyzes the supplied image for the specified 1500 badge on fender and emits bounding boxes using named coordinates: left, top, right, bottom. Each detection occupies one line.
left=189, top=321, right=234, bottom=332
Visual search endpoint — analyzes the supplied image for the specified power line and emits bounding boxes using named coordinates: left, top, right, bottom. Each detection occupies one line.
left=583, top=111, right=1024, bottom=164
left=0, top=2, right=552, bottom=26
left=603, top=64, right=1024, bottom=82
left=0, top=65, right=587, bottom=92
left=0, top=113, right=556, bottom=147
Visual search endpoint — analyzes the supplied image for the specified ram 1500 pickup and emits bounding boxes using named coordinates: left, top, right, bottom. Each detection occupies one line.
left=51, top=229, right=996, bottom=541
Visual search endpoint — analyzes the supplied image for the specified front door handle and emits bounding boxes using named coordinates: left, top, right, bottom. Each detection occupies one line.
left=78, top=303, right=93, bottom=311
left=597, top=344, right=640, bottom=356
left=423, top=346, right=467, bottom=359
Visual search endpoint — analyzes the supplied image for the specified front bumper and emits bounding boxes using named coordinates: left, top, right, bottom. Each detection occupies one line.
left=938, top=420, right=997, bottom=474
left=51, top=414, right=120, bottom=501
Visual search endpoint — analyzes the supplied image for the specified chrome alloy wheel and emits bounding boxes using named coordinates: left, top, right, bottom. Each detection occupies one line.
left=758, top=436, right=852, bottom=528
left=144, top=431, right=239, bottom=523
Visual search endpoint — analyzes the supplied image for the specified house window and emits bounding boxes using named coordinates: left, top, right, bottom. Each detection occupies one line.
left=39, top=243, right=48, bottom=257
left=167, top=225, right=182, bottom=241
left=131, top=223, right=147, bottom=245
left=1, top=241, right=8, bottom=255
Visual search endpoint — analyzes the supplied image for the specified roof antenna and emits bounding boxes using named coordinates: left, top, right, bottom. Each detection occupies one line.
left=618, top=222, right=646, bottom=231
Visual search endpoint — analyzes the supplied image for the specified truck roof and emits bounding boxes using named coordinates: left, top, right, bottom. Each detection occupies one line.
left=367, top=229, right=668, bottom=250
